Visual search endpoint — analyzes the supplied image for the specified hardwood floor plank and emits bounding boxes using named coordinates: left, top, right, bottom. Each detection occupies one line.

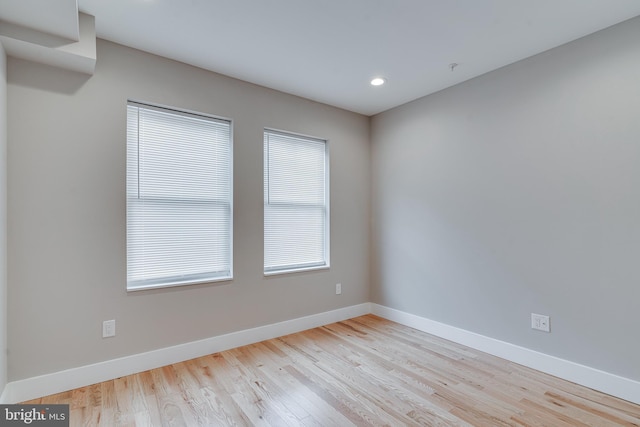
left=279, top=333, right=414, bottom=426
left=320, top=322, right=515, bottom=425
left=70, top=405, right=102, bottom=427
left=22, top=315, right=640, bottom=426
left=154, top=392, right=197, bottom=427
left=308, top=327, right=467, bottom=425
left=113, top=375, right=147, bottom=426
left=227, top=346, right=308, bottom=425
left=246, top=343, right=356, bottom=427
left=191, top=355, right=255, bottom=426
left=98, top=380, right=118, bottom=426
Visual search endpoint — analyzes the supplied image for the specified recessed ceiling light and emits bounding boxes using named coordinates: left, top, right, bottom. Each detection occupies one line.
left=370, top=77, right=386, bottom=86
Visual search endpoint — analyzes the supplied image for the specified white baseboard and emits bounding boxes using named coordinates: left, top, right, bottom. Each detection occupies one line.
left=3, top=302, right=638, bottom=406
left=1, top=303, right=371, bottom=403
left=371, top=303, right=640, bottom=405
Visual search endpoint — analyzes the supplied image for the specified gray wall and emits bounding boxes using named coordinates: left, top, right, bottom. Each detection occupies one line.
left=7, top=40, right=370, bottom=381
left=371, top=16, right=640, bottom=381
left=0, top=43, right=7, bottom=393
left=7, top=15, right=640, bottom=387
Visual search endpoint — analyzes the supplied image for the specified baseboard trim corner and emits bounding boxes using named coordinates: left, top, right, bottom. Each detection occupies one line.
left=1, top=303, right=371, bottom=403
left=371, top=303, right=640, bottom=405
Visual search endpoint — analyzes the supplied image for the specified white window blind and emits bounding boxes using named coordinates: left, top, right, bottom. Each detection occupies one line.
left=264, top=129, right=329, bottom=274
left=127, top=102, right=233, bottom=290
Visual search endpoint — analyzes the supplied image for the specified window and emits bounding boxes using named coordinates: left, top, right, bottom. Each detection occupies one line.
left=127, top=102, right=232, bottom=290
left=264, top=129, right=329, bottom=274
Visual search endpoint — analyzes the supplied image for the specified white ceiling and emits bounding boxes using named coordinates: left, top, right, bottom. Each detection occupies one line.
left=7, top=1, right=640, bottom=116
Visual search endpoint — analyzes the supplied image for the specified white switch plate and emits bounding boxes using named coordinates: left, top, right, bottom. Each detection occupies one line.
left=103, top=319, right=116, bottom=338
left=531, top=313, right=550, bottom=332
left=336, top=283, right=342, bottom=295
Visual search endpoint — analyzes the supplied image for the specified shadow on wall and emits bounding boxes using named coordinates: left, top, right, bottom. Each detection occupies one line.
left=8, top=58, right=90, bottom=95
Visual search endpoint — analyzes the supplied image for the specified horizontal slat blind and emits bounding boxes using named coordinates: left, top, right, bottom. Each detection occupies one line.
left=127, top=102, right=232, bottom=289
left=264, top=130, right=328, bottom=273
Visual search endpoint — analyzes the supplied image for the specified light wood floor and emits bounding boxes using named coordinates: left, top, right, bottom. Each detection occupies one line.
left=24, top=315, right=640, bottom=426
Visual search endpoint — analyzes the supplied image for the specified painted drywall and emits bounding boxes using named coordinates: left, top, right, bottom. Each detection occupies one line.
left=0, top=43, right=8, bottom=393
left=371, top=16, right=640, bottom=381
left=7, top=39, right=370, bottom=381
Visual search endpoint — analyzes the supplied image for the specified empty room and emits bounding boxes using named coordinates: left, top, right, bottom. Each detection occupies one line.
left=1, top=0, right=640, bottom=425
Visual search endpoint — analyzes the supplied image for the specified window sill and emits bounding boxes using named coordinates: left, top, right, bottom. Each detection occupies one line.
left=127, top=275, right=233, bottom=292
left=264, top=264, right=329, bottom=277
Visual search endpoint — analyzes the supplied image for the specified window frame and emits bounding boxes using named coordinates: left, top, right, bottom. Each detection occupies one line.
left=126, top=100, right=234, bottom=291
left=263, top=128, right=330, bottom=276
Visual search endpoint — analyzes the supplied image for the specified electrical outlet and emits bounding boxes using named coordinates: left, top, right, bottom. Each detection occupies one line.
left=336, top=283, right=342, bottom=295
left=531, top=313, right=550, bottom=332
left=103, top=319, right=116, bottom=338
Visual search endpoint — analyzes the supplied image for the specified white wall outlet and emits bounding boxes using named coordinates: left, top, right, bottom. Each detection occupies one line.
left=531, top=313, right=550, bottom=332
left=336, top=283, right=342, bottom=295
left=102, top=319, right=116, bottom=338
